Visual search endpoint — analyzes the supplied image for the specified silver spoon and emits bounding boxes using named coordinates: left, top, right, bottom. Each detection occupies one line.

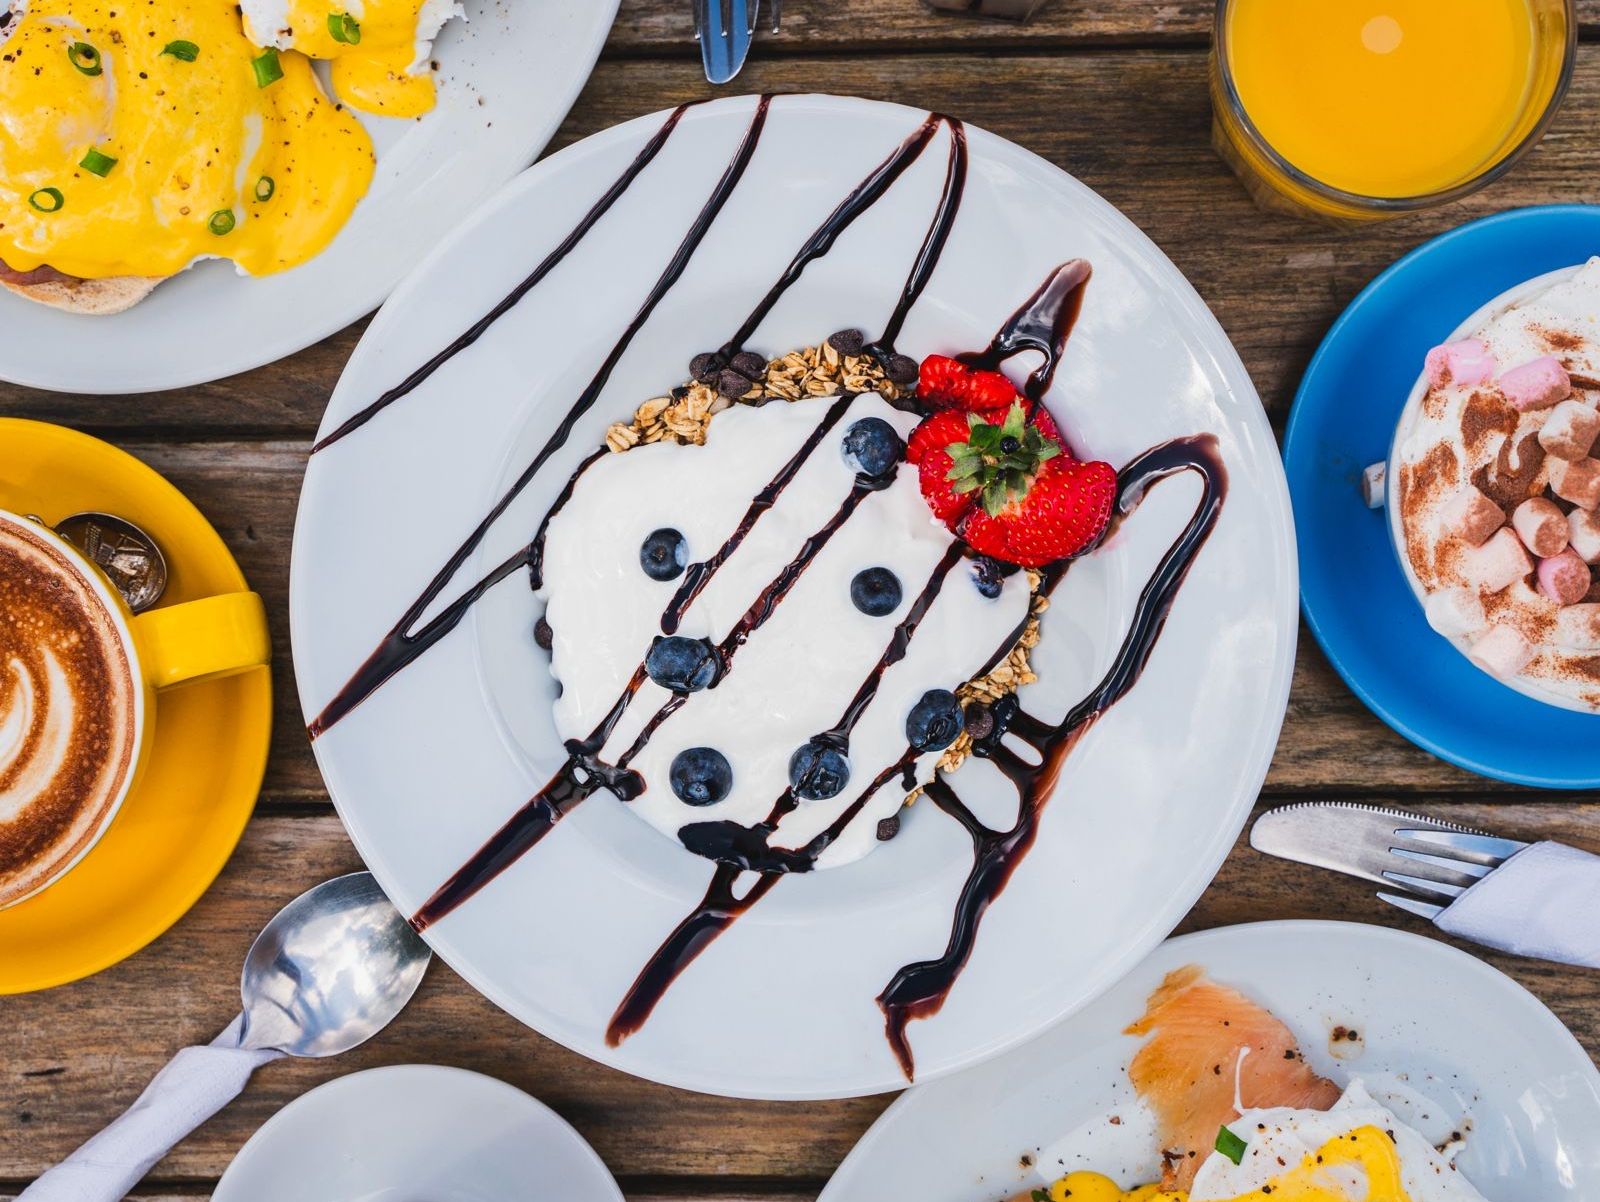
left=19, top=873, right=432, bottom=1202
left=53, top=510, right=170, bottom=613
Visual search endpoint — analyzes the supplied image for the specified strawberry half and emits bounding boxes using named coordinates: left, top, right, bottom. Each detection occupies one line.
left=907, top=409, right=975, bottom=528
left=918, top=354, right=1017, bottom=416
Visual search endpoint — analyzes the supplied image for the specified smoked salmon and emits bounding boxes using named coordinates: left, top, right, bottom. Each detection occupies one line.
left=1124, top=965, right=1342, bottom=1190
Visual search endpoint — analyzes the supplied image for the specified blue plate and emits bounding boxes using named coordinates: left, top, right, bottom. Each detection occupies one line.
left=1284, top=205, right=1600, bottom=789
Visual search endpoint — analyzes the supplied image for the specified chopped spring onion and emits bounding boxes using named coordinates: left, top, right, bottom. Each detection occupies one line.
left=327, top=12, right=361, bottom=44
left=1215, top=1124, right=1248, bottom=1166
left=161, top=40, right=200, bottom=62
left=79, top=148, right=117, bottom=177
left=67, top=41, right=102, bottom=75
left=254, top=175, right=276, bottom=202
left=207, top=208, right=237, bottom=236
left=251, top=48, right=283, bottom=88
left=29, top=188, right=64, bottom=213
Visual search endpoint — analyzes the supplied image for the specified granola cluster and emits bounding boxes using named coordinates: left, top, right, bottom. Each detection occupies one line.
left=601, top=340, right=1043, bottom=808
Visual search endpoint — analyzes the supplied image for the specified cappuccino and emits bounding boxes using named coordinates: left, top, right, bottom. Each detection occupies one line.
left=0, top=513, right=139, bottom=907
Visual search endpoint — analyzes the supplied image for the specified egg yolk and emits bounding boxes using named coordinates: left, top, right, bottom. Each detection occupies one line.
left=0, top=0, right=375, bottom=280
left=248, top=2, right=441, bottom=118
left=1049, top=1126, right=1410, bottom=1201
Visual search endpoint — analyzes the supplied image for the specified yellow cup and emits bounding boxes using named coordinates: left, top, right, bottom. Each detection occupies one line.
left=0, top=508, right=270, bottom=908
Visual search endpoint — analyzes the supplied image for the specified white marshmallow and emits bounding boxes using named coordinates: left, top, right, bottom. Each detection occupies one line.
left=1550, top=456, right=1600, bottom=510
left=1361, top=462, right=1387, bottom=509
left=1442, top=486, right=1505, bottom=547
left=1512, top=496, right=1569, bottom=557
left=1539, top=399, right=1600, bottom=460
left=1461, top=527, right=1532, bottom=593
left=1469, top=624, right=1536, bottom=677
left=1570, top=507, right=1600, bottom=564
left=1423, top=587, right=1486, bottom=638
left=1555, top=604, right=1600, bottom=651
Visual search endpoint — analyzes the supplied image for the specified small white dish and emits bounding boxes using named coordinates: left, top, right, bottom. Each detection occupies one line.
left=820, top=921, right=1600, bottom=1201
left=293, top=94, right=1297, bottom=1099
left=213, top=1064, right=624, bottom=1202
left=1385, top=262, right=1597, bottom=715
left=0, top=0, right=619, bottom=394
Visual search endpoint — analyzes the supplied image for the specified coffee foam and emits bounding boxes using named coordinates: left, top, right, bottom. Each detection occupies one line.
left=0, top=516, right=138, bottom=907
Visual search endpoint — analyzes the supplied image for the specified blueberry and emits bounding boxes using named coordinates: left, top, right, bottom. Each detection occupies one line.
left=671, top=747, right=732, bottom=806
left=907, top=689, right=964, bottom=752
left=841, top=417, right=905, bottom=479
left=789, top=740, right=850, bottom=801
left=851, top=566, right=902, bottom=617
left=645, top=636, right=719, bottom=693
left=640, top=528, right=688, bottom=582
left=971, top=556, right=1014, bottom=600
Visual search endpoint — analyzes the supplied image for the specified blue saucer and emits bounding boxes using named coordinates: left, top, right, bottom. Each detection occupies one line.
left=1284, top=205, right=1600, bottom=789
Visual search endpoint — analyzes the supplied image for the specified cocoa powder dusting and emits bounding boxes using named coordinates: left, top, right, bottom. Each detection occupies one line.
left=1461, top=391, right=1518, bottom=456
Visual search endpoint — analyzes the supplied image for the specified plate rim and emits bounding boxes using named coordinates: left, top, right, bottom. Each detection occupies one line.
left=292, top=92, right=1299, bottom=1100
left=818, top=918, right=1600, bottom=1202
left=1284, top=203, right=1600, bottom=789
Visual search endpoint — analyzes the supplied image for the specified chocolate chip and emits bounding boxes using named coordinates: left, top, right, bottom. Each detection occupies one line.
left=963, top=702, right=994, bottom=740
left=534, top=617, right=553, bottom=650
left=689, top=352, right=721, bottom=383
left=730, top=350, right=767, bottom=380
left=828, top=328, right=866, bottom=355
left=717, top=369, right=751, bottom=399
left=884, top=353, right=919, bottom=384
left=876, top=815, right=901, bottom=841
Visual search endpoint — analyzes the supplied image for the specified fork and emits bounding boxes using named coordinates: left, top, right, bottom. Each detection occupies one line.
left=694, top=0, right=781, bottom=85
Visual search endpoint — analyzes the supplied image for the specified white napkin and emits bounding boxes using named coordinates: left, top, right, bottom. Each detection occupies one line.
left=1435, top=841, right=1600, bottom=969
left=18, top=1016, right=282, bottom=1202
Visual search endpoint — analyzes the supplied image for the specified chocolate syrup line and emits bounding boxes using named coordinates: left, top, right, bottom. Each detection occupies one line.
left=876, top=434, right=1228, bottom=1080
left=313, top=104, right=700, bottom=455
left=309, top=96, right=775, bottom=740
left=873, top=119, right=967, bottom=354
left=662, top=395, right=854, bottom=635
left=616, top=694, right=687, bottom=771
left=715, top=114, right=947, bottom=362
left=961, top=259, right=1092, bottom=422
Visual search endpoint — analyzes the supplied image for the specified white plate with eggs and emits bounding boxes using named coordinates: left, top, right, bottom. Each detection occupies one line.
left=821, top=921, right=1600, bottom=1201
left=0, top=0, right=618, bottom=394
left=291, top=94, right=1297, bottom=1099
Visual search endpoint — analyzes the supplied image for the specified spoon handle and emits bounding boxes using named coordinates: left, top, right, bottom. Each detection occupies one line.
left=17, top=1015, right=283, bottom=1202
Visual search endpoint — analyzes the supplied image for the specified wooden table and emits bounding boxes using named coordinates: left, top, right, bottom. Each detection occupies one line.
left=7, top=3, right=1600, bottom=1198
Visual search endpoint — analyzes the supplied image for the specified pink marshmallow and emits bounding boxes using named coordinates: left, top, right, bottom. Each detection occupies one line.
left=1497, top=355, right=1572, bottom=412
left=1538, top=399, right=1600, bottom=460
left=1537, top=550, right=1592, bottom=606
left=1549, top=457, right=1600, bottom=510
left=1556, top=604, right=1600, bottom=651
left=1512, top=496, right=1569, bottom=557
left=1425, top=339, right=1498, bottom=389
left=1442, top=485, right=1505, bottom=547
left=1462, top=527, right=1533, bottom=593
left=1468, top=624, right=1535, bottom=678
left=1570, top=508, right=1600, bottom=564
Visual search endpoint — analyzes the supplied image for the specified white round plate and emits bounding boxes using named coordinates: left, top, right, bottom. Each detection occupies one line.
left=0, top=0, right=619, bottom=395
left=820, top=922, right=1600, bottom=1200
left=214, top=1065, right=624, bottom=1202
left=292, top=94, right=1297, bottom=1099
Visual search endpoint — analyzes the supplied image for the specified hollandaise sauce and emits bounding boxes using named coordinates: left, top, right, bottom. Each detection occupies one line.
left=243, top=1, right=450, bottom=118
left=1048, top=1126, right=1411, bottom=1201
left=0, top=0, right=374, bottom=280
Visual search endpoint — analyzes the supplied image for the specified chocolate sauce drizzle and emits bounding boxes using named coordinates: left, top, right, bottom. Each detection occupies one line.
left=305, top=96, right=1227, bottom=1077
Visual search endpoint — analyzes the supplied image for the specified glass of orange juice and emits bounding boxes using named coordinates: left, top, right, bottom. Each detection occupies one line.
left=1212, top=0, right=1575, bottom=223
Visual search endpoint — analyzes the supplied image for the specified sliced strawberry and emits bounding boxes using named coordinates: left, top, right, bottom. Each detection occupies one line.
left=918, top=354, right=1018, bottom=415
left=908, top=409, right=979, bottom=528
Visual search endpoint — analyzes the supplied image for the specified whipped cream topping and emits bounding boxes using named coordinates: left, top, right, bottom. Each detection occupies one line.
left=538, top=392, right=1032, bottom=870
left=1397, top=258, right=1600, bottom=708
left=0, top=520, right=138, bottom=906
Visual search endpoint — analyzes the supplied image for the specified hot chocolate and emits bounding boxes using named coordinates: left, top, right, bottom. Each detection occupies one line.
left=0, top=512, right=140, bottom=908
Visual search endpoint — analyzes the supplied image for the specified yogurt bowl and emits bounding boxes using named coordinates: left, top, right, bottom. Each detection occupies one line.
left=1385, top=259, right=1600, bottom=714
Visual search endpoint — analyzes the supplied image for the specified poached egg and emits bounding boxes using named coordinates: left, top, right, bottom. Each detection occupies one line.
left=0, top=0, right=375, bottom=280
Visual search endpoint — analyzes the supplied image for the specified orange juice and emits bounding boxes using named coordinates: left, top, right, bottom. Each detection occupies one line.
left=1221, top=0, right=1563, bottom=204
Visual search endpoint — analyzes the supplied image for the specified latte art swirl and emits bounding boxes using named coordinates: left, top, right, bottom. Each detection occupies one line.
left=0, top=517, right=138, bottom=907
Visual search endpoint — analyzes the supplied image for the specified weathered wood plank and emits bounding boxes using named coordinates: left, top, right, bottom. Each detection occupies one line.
left=6, top=802, right=1595, bottom=1185
left=94, top=440, right=1528, bottom=797
left=5, top=49, right=1599, bottom=437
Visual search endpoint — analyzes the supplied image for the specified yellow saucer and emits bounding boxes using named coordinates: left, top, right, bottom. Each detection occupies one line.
left=0, top=419, right=272, bottom=993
